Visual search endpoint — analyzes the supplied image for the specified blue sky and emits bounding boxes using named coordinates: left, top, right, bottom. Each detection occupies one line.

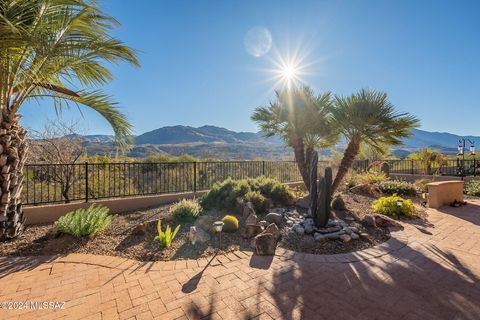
left=20, top=0, right=480, bottom=137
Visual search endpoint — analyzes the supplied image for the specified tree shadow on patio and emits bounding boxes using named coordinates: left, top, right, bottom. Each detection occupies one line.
left=0, top=255, right=58, bottom=279
left=260, top=237, right=480, bottom=319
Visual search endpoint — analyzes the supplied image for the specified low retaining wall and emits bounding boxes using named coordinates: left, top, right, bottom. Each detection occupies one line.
left=390, top=173, right=480, bottom=183
left=24, top=181, right=304, bottom=225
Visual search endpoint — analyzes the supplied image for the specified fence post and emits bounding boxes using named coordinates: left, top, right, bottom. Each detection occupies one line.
left=85, top=162, right=89, bottom=203
left=474, top=158, right=477, bottom=177
left=262, top=161, right=266, bottom=176
left=193, top=162, right=197, bottom=193
left=411, top=160, right=414, bottom=175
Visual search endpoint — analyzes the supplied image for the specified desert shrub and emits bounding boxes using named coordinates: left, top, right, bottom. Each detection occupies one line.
left=54, top=204, right=114, bottom=237
left=155, top=220, right=180, bottom=248
left=372, top=195, right=415, bottom=217
left=245, top=190, right=267, bottom=213
left=465, top=179, right=480, bottom=196
left=376, top=180, right=416, bottom=196
left=169, top=199, right=201, bottom=221
left=414, top=178, right=431, bottom=193
left=358, top=172, right=388, bottom=185
left=222, top=215, right=239, bottom=233
left=201, top=176, right=294, bottom=213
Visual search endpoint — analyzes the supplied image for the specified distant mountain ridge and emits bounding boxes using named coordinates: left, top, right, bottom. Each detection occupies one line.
left=79, top=125, right=479, bottom=159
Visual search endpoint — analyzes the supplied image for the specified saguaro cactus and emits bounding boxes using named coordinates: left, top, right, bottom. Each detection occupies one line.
left=309, top=150, right=332, bottom=228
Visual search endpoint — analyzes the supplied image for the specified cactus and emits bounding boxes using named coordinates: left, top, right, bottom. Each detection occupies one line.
left=308, top=150, right=332, bottom=228
left=222, top=215, right=239, bottom=233
left=309, top=151, right=318, bottom=218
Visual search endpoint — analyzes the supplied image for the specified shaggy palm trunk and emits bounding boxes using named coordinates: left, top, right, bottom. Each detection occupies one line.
left=292, top=137, right=311, bottom=190
left=0, top=112, right=27, bottom=239
left=332, top=140, right=360, bottom=193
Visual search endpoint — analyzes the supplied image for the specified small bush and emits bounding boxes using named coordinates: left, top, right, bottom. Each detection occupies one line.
left=222, top=215, right=239, bottom=233
left=201, top=176, right=294, bottom=213
left=245, top=190, right=267, bottom=213
left=465, top=179, right=480, bottom=196
left=372, top=195, right=416, bottom=217
left=54, top=204, right=114, bottom=237
left=169, top=199, right=201, bottom=221
left=414, top=179, right=431, bottom=193
left=358, top=172, right=388, bottom=185
left=155, top=220, right=180, bottom=248
left=376, top=180, right=416, bottom=196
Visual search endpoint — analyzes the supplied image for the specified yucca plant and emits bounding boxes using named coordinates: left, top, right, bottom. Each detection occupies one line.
left=0, top=0, right=138, bottom=239
left=54, top=204, right=114, bottom=237
left=155, top=220, right=180, bottom=248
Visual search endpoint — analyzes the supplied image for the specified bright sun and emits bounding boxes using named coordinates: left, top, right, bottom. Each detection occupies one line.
left=281, top=65, right=296, bottom=80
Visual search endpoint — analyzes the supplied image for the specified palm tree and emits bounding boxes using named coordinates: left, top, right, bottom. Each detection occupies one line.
left=0, top=0, right=138, bottom=238
left=251, top=86, right=338, bottom=189
left=330, top=89, right=419, bottom=192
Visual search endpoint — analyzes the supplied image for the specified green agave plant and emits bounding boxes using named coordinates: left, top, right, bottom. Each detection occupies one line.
left=155, top=220, right=180, bottom=248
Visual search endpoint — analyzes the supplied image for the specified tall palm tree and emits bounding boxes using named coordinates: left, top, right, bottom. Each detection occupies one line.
left=330, top=89, right=419, bottom=192
left=0, top=0, right=138, bottom=238
left=252, top=86, right=338, bottom=189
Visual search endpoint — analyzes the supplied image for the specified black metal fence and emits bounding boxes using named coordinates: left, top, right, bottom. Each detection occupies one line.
left=22, top=160, right=324, bottom=206
left=353, top=159, right=480, bottom=177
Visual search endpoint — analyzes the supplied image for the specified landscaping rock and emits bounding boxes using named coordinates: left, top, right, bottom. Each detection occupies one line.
left=265, top=212, right=283, bottom=226
left=362, top=215, right=377, bottom=227
left=132, top=220, right=158, bottom=235
left=264, top=223, right=281, bottom=241
left=245, top=213, right=258, bottom=226
left=343, top=227, right=353, bottom=235
left=195, top=216, right=216, bottom=233
left=296, top=197, right=310, bottom=209
left=360, top=232, right=370, bottom=240
left=339, top=234, right=352, bottom=242
left=243, top=224, right=263, bottom=238
left=243, top=201, right=256, bottom=219
left=316, top=225, right=342, bottom=234
left=373, top=214, right=403, bottom=229
left=187, top=226, right=211, bottom=243
left=314, top=230, right=344, bottom=241
left=332, top=195, right=346, bottom=211
left=293, top=224, right=305, bottom=236
left=259, top=220, right=269, bottom=228
left=350, top=232, right=360, bottom=240
left=304, top=224, right=314, bottom=234
left=254, top=233, right=277, bottom=255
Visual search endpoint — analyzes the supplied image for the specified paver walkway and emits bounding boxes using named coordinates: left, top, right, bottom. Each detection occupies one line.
left=1, top=200, right=479, bottom=320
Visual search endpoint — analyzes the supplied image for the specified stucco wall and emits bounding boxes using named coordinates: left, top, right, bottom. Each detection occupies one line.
left=24, top=181, right=304, bottom=225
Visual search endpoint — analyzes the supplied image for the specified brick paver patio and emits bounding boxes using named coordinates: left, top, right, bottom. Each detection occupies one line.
left=1, top=200, right=479, bottom=320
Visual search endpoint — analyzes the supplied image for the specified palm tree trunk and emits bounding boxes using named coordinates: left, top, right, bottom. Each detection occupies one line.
left=332, top=140, right=360, bottom=193
left=292, top=137, right=311, bottom=189
left=0, top=112, right=28, bottom=239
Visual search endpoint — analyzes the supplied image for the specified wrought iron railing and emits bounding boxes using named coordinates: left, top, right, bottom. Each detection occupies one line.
left=22, top=160, right=324, bottom=205
left=352, top=159, right=480, bottom=177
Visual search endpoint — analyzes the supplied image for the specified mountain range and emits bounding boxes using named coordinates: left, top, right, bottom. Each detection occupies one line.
left=80, top=126, right=477, bottom=159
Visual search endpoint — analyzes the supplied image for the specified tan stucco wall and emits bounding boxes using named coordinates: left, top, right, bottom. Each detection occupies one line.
left=427, top=181, right=464, bottom=209
left=24, top=181, right=304, bottom=225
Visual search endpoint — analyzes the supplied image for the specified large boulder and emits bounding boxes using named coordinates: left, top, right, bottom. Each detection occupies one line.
left=265, top=212, right=283, bottom=226
left=195, top=215, right=216, bottom=233
left=243, top=224, right=263, bottom=238
left=254, top=233, right=277, bottom=255
left=264, top=223, right=281, bottom=241
left=245, top=213, right=258, bottom=226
